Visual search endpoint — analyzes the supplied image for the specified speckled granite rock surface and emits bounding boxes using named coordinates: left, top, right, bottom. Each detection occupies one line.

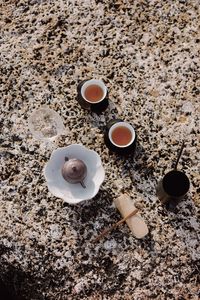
left=0, top=0, right=200, bottom=299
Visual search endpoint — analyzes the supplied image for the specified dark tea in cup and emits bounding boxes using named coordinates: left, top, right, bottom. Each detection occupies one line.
left=77, top=79, right=109, bottom=113
left=84, top=84, right=104, bottom=102
left=81, top=79, right=107, bottom=104
left=109, top=122, right=135, bottom=148
left=111, top=126, right=132, bottom=146
left=156, top=170, right=190, bottom=208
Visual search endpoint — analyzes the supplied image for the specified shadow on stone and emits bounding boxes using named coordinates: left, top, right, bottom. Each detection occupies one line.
left=0, top=262, right=44, bottom=300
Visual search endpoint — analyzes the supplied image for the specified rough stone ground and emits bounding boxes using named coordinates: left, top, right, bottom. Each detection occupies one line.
left=0, top=0, right=199, bottom=299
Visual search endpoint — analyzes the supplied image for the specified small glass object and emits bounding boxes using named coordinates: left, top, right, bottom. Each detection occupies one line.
left=28, top=106, right=65, bottom=148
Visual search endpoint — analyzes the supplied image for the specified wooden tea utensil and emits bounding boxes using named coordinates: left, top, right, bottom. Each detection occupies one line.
left=94, top=193, right=149, bottom=242
left=174, top=140, right=185, bottom=170
left=94, top=208, right=139, bottom=242
left=113, top=193, right=149, bottom=239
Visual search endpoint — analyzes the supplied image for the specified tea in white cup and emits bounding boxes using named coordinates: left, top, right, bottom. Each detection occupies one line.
left=108, top=122, right=136, bottom=148
left=81, top=79, right=107, bottom=104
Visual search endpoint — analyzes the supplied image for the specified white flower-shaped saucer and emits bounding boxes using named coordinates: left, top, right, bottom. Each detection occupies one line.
left=44, top=144, right=105, bottom=204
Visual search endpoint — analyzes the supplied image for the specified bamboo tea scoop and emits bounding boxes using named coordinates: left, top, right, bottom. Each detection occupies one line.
left=174, top=140, right=185, bottom=170
left=94, top=194, right=148, bottom=242
left=94, top=208, right=139, bottom=242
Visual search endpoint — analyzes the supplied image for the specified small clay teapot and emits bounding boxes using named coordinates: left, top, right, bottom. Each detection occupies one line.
left=62, top=157, right=87, bottom=188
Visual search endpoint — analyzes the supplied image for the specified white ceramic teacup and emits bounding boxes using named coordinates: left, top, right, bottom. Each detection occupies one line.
left=81, top=79, right=107, bottom=104
left=108, top=122, right=136, bottom=148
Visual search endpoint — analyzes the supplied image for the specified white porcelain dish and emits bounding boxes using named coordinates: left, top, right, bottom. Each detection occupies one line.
left=44, top=144, right=105, bottom=204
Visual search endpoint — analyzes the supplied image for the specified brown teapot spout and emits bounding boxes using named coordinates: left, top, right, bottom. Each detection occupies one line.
left=80, top=181, right=86, bottom=188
